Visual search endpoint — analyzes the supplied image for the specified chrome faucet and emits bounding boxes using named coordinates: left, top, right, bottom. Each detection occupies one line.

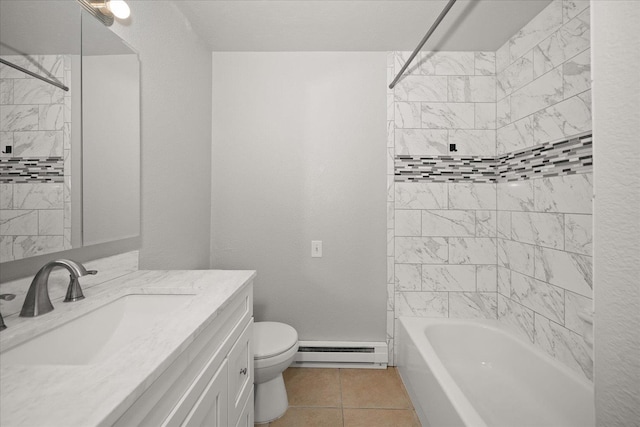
left=0, top=294, right=16, bottom=331
left=20, top=259, right=97, bottom=317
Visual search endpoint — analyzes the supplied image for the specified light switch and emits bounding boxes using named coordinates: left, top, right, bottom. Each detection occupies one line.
left=311, top=240, right=322, bottom=258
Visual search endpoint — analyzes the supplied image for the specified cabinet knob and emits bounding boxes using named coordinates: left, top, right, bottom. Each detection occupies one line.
left=239, top=368, right=247, bottom=375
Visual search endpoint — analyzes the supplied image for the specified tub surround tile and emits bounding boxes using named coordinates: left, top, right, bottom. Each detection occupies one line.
left=510, top=67, right=563, bottom=121
left=421, top=52, right=475, bottom=76
left=449, top=237, right=497, bottom=265
left=498, top=267, right=511, bottom=297
left=448, top=76, right=496, bottom=103
left=394, top=102, right=422, bottom=128
left=497, top=181, right=534, bottom=211
left=498, top=239, right=534, bottom=276
left=0, top=235, right=13, bottom=260
left=474, top=103, right=496, bottom=130
left=387, top=257, right=394, bottom=284
left=475, top=52, right=495, bottom=76
left=387, top=121, right=394, bottom=147
left=395, top=209, right=421, bottom=236
left=475, top=210, right=496, bottom=237
left=38, top=104, right=64, bottom=131
left=421, top=103, right=475, bottom=129
left=387, top=148, right=395, bottom=175
left=395, top=129, right=448, bottom=156
left=0, top=183, right=12, bottom=209
left=563, top=0, right=589, bottom=23
left=511, top=211, right=564, bottom=249
left=394, top=76, right=448, bottom=102
left=564, top=214, right=592, bottom=256
left=12, top=235, right=64, bottom=259
left=395, top=264, right=422, bottom=291
left=388, top=0, right=592, bottom=379
left=0, top=105, right=39, bottom=131
left=395, top=237, right=448, bottom=264
left=497, top=52, right=534, bottom=99
left=0, top=79, right=13, bottom=104
left=37, top=210, right=64, bottom=235
left=448, top=130, right=496, bottom=156
left=510, top=271, right=565, bottom=324
left=395, top=292, right=448, bottom=318
left=12, top=79, right=64, bottom=105
left=497, top=211, right=511, bottom=239
left=498, top=294, right=535, bottom=342
left=395, top=182, right=447, bottom=209
left=534, top=246, right=592, bottom=297
left=449, top=293, right=497, bottom=319
left=533, top=314, right=593, bottom=381
left=421, top=265, right=475, bottom=292
left=564, top=291, right=592, bottom=334
left=497, top=117, right=534, bottom=155
left=387, top=229, right=394, bottom=257
left=13, top=183, right=63, bottom=209
left=387, top=202, right=395, bottom=229
left=533, top=174, right=592, bottom=214
left=507, top=0, right=562, bottom=63
left=496, top=97, right=511, bottom=128
left=532, top=93, right=592, bottom=144
left=477, top=265, right=497, bottom=292
left=421, top=210, right=475, bottom=237
left=0, top=209, right=38, bottom=235
left=448, top=183, right=496, bottom=210
left=13, top=131, right=63, bottom=158
left=563, top=49, right=590, bottom=99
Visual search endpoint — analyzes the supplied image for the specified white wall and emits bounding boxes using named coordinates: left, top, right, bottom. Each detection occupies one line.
left=211, top=52, right=387, bottom=341
left=592, top=0, right=640, bottom=424
left=109, top=2, right=212, bottom=269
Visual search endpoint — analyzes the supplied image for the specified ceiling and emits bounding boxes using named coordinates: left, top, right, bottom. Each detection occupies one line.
left=176, top=0, right=554, bottom=52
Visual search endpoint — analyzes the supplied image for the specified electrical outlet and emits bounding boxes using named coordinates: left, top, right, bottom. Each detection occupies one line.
left=311, top=240, right=322, bottom=258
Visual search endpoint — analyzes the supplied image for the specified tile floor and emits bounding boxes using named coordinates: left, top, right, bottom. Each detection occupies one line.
left=256, top=367, right=421, bottom=427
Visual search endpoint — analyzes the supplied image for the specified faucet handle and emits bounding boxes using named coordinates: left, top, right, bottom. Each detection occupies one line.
left=86, top=270, right=98, bottom=276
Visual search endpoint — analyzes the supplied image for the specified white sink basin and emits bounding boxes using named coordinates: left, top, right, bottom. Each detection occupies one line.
left=0, top=294, right=194, bottom=366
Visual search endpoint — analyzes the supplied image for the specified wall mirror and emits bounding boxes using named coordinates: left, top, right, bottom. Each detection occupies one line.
left=0, top=0, right=140, bottom=265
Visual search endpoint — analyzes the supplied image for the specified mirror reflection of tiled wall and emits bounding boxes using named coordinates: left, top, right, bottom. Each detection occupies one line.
left=0, top=55, right=72, bottom=262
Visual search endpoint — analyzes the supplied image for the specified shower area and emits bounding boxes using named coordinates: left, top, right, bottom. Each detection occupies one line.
left=386, top=0, right=593, bottom=382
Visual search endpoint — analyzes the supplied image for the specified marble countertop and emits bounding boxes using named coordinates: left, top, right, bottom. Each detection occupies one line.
left=0, top=269, right=256, bottom=427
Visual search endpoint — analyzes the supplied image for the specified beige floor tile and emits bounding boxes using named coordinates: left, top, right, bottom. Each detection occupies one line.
left=269, top=407, right=344, bottom=427
left=283, top=367, right=342, bottom=407
left=340, top=368, right=413, bottom=409
left=343, top=408, right=421, bottom=427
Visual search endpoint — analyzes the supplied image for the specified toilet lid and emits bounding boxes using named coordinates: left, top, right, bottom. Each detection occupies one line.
left=254, top=322, right=298, bottom=360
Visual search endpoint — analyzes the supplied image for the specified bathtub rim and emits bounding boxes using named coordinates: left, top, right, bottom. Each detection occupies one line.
left=397, top=316, right=594, bottom=427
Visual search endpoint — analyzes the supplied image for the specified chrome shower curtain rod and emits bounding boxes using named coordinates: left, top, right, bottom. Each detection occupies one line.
left=0, top=58, right=69, bottom=92
left=388, top=0, right=457, bottom=89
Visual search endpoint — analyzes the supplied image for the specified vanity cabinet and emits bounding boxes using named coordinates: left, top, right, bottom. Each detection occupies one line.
left=114, top=284, right=254, bottom=427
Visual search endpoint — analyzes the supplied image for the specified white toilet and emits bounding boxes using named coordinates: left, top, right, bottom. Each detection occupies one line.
left=253, top=321, right=299, bottom=424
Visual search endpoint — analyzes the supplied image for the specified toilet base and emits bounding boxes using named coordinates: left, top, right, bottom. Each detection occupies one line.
left=254, top=373, right=289, bottom=424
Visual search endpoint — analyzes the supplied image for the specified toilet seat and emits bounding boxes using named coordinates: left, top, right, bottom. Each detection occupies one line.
left=254, top=322, right=298, bottom=360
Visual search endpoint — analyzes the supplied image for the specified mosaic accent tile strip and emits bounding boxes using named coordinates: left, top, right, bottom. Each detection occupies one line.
left=395, top=133, right=592, bottom=183
left=0, top=157, right=64, bottom=183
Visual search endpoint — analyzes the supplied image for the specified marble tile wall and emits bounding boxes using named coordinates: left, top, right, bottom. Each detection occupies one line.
left=494, top=0, right=593, bottom=381
left=387, top=1, right=593, bottom=380
left=496, top=0, right=591, bottom=152
left=0, top=55, right=72, bottom=262
left=387, top=50, right=498, bottom=366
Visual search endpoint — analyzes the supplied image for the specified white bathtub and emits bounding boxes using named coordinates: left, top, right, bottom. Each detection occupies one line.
left=397, top=317, right=594, bottom=427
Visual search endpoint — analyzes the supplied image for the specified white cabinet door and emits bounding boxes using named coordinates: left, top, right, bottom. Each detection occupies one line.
left=234, top=388, right=254, bottom=427
left=181, top=360, right=228, bottom=427
left=227, top=320, right=253, bottom=425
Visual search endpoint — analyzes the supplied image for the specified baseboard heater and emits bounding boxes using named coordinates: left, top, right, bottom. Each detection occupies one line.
left=293, top=341, right=388, bottom=369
